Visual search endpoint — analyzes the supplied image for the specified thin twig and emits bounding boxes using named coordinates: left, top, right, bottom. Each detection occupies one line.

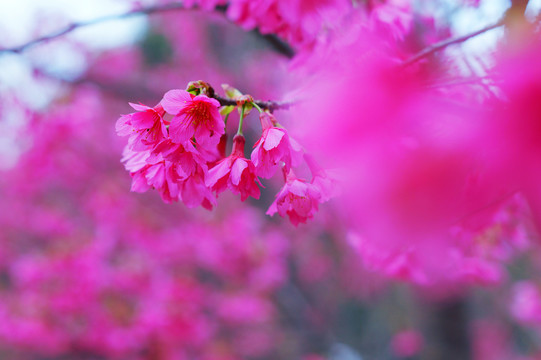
left=402, top=20, right=504, bottom=67
left=212, top=93, right=293, bottom=112
left=0, top=2, right=295, bottom=59
left=424, top=76, right=499, bottom=90
left=34, top=67, right=294, bottom=111
left=0, top=3, right=188, bottom=54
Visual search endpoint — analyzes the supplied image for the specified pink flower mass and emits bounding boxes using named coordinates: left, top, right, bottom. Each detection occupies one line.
left=4, top=1, right=541, bottom=359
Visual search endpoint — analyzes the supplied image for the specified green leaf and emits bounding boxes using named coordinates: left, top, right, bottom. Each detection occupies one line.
left=220, top=105, right=235, bottom=116
left=221, top=84, right=243, bottom=99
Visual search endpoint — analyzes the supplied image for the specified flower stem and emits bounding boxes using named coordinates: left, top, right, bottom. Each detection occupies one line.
left=236, top=105, right=246, bottom=136
left=252, top=102, right=263, bottom=113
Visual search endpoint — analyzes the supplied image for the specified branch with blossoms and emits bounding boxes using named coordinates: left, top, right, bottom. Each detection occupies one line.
left=31, top=65, right=295, bottom=110
left=117, top=81, right=335, bottom=225
left=2, top=0, right=523, bottom=63
left=199, top=82, right=294, bottom=112
left=0, top=2, right=294, bottom=58
left=0, top=3, right=188, bottom=54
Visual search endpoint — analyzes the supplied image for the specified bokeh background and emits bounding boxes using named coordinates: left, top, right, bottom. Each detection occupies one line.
left=2, top=1, right=541, bottom=359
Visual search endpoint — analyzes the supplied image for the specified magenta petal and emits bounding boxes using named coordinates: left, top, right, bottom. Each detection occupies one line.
left=193, top=94, right=220, bottom=108
left=262, top=128, right=285, bottom=151
left=230, top=158, right=248, bottom=186
left=250, top=144, right=262, bottom=166
left=145, top=163, right=165, bottom=188
left=206, top=160, right=231, bottom=187
left=193, top=123, right=212, bottom=142
left=169, top=116, right=193, bottom=143
left=276, top=197, right=289, bottom=217
left=129, top=102, right=151, bottom=111
left=162, top=89, right=193, bottom=115
left=288, top=180, right=308, bottom=197
left=266, top=200, right=278, bottom=215
left=182, top=177, right=203, bottom=208
left=289, top=136, right=304, bottom=166
left=131, top=172, right=151, bottom=193
left=130, top=111, right=158, bottom=129
left=209, top=107, right=225, bottom=134
left=115, top=116, right=132, bottom=136
left=292, top=196, right=312, bottom=216
left=246, top=179, right=261, bottom=200
left=122, top=146, right=150, bottom=172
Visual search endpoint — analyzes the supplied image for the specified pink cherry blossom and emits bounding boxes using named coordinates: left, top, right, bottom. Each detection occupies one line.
left=13, top=3, right=541, bottom=359
left=180, top=169, right=217, bottom=210
left=115, top=103, right=167, bottom=151
left=267, top=170, right=322, bottom=226
left=206, top=135, right=261, bottom=201
left=161, top=89, right=224, bottom=144
left=143, top=160, right=181, bottom=204
left=121, top=145, right=181, bottom=203
left=305, top=154, right=339, bottom=202
left=152, top=140, right=217, bottom=209
left=251, top=112, right=300, bottom=178
left=150, top=139, right=208, bottom=180
left=226, top=0, right=351, bottom=48
left=121, top=145, right=153, bottom=193
left=122, top=141, right=216, bottom=209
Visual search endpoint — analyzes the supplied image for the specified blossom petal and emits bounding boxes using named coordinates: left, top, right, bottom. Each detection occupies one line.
left=130, top=110, right=159, bottom=129
left=169, top=115, right=193, bottom=143
left=230, top=159, right=248, bottom=186
left=129, top=102, right=151, bottom=111
left=115, top=116, right=133, bottom=136
left=206, top=160, right=231, bottom=187
left=162, top=89, right=193, bottom=115
left=266, top=200, right=278, bottom=215
left=262, top=128, right=285, bottom=151
left=288, top=180, right=309, bottom=197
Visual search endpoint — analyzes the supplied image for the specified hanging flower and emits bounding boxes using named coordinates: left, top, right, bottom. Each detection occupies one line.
left=267, top=170, right=322, bottom=226
left=206, top=135, right=261, bottom=201
left=251, top=112, right=301, bottom=178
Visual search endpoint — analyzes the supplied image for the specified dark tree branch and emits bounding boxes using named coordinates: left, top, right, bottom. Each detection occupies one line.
left=0, top=3, right=187, bottom=54
left=34, top=66, right=294, bottom=112
left=0, top=2, right=295, bottom=59
left=427, top=300, right=471, bottom=360
left=212, top=93, right=294, bottom=112
left=259, top=33, right=295, bottom=59
left=402, top=20, right=504, bottom=67
left=504, top=0, right=533, bottom=35
left=508, top=0, right=530, bottom=17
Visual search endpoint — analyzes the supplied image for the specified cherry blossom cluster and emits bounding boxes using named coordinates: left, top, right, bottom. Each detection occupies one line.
left=117, top=83, right=335, bottom=225
left=0, top=89, right=300, bottom=359
left=181, top=0, right=353, bottom=48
